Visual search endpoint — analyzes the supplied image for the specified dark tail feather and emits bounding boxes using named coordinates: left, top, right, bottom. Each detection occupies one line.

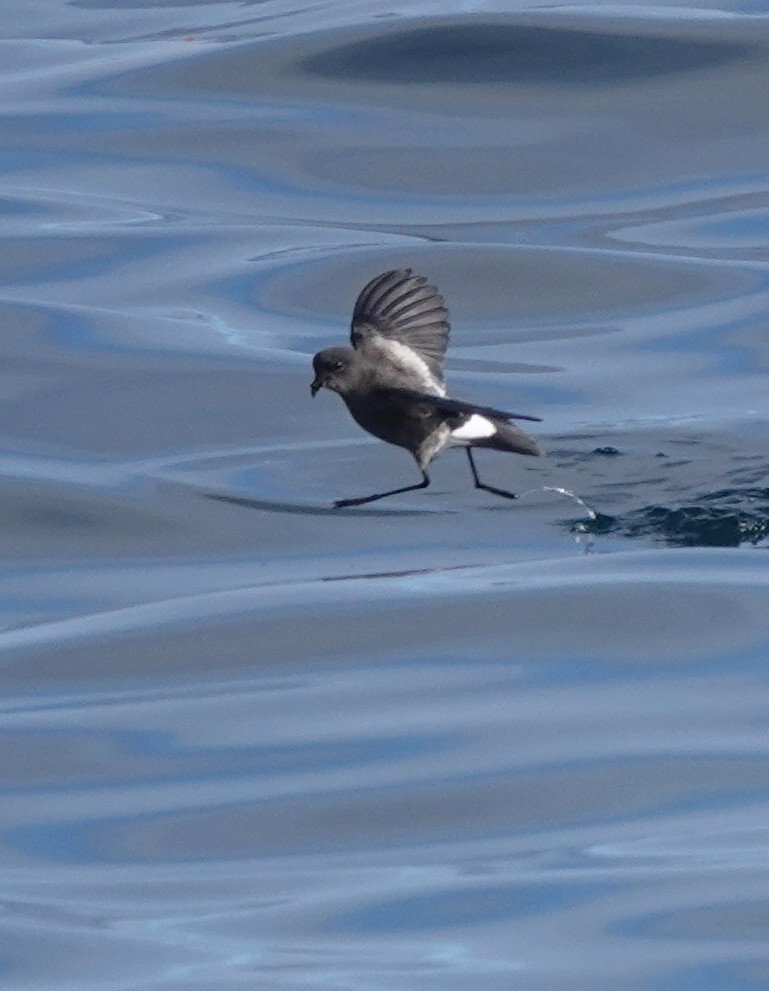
left=481, top=420, right=541, bottom=457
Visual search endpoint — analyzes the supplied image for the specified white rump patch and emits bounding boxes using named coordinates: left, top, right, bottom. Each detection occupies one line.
left=450, top=414, right=496, bottom=441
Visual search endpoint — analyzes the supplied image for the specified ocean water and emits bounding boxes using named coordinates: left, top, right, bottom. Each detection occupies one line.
left=2, top=1, right=769, bottom=988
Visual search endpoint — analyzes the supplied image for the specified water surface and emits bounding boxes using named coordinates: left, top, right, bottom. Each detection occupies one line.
left=2, top=1, right=769, bottom=988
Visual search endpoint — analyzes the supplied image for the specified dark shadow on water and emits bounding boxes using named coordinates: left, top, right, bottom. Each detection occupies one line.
left=203, top=492, right=450, bottom=517
left=304, top=22, right=750, bottom=86
left=323, top=563, right=476, bottom=582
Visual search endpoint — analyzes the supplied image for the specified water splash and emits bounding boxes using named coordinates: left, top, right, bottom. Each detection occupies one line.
left=517, top=484, right=598, bottom=520
left=518, top=484, right=599, bottom=552
left=542, top=485, right=598, bottom=522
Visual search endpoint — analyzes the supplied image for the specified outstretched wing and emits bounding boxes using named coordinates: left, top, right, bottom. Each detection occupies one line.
left=350, top=269, right=450, bottom=383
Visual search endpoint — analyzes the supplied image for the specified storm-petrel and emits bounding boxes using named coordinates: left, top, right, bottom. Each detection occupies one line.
left=311, top=268, right=541, bottom=507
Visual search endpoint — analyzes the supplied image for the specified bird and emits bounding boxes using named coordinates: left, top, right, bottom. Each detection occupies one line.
left=310, top=268, right=541, bottom=508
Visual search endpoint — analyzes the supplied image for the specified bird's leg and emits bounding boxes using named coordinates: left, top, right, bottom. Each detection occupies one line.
left=333, top=471, right=430, bottom=508
left=466, top=449, right=518, bottom=501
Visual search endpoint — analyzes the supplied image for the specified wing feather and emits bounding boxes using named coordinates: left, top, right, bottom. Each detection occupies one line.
left=351, top=269, right=450, bottom=381
left=379, top=286, right=438, bottom=317
left=385, top=388, right=542, bottom=423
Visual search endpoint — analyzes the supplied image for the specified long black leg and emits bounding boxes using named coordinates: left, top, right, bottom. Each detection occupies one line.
left=334, top=471, right=430, bottom=508
left=466, top=449, right=518, bottom=501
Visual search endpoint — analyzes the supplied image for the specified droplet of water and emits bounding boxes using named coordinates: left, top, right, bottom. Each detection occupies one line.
left=542, top=485, right=598, bottom=521
left=515, top=485, right=599, bottom=553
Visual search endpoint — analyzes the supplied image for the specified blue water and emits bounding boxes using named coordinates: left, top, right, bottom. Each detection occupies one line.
left=2, top=1, right=769, bottom=988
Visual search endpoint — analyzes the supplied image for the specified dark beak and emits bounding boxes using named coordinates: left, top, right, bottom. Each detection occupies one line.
left=310, top=377, right=322, bottom=397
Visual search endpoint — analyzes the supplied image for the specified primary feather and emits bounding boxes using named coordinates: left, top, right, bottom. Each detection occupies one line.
left=386, top=388, right=543, bottom=424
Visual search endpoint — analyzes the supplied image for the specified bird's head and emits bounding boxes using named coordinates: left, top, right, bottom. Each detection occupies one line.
left=311, top=347, right=356, bottom=396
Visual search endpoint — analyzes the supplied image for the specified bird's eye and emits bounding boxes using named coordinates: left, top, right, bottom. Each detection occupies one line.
left=333, top=360, right=344, bottom=370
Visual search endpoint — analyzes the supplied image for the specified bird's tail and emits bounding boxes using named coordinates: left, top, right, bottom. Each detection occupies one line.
left=480, top=420, right=541, bottom=457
